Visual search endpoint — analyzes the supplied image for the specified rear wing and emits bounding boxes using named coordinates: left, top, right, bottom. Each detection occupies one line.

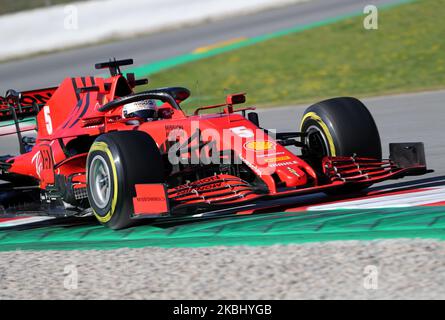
left=0, top=86, right=57, bottom=122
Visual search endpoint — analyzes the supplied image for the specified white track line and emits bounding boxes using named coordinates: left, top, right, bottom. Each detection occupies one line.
left=0, top=216, right=54, bottom=228
left=308, top=187, right=445, bottom=211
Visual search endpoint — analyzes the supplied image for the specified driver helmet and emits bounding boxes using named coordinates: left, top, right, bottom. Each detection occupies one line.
left=122, top=99, right=158, bottom=120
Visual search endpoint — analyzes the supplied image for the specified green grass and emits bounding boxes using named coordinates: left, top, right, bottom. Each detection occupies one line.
left=0, top=0, right=86, bottom=16
left=144, top=0, right=445, bottom=110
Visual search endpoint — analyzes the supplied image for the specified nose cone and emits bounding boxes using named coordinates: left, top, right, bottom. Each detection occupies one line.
left=275, top=165, right=308, bottom=188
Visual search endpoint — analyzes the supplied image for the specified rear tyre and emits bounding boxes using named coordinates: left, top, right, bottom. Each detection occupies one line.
left=86, top=131, right=164, bottom=230
left=300, top=97, right=382, bottom=193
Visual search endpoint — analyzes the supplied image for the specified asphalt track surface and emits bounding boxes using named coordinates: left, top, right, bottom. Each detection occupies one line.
left=0, top=0, right=400, bottom=92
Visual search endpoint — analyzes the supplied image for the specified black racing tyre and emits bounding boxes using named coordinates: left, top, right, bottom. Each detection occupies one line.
left=86, top=131, right=165, bottom=230
left=300, top=97, right=382, bottom=193
left=300, top=97, right=382, bottom=159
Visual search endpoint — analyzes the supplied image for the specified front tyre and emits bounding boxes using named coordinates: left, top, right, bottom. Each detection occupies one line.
left=300, top=97, right=382, bottom=159
left=300, top=97, right=382, bottom=193
left=87, top=131, right=164, bottom=230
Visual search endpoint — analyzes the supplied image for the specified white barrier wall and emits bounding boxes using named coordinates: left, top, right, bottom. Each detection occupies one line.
left=0, top=0, right=309, bottom=61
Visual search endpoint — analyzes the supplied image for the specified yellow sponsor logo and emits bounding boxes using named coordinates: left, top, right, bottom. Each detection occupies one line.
left=264, top=156, right=291, bottom=163
left=244, top=141, right=275, bottom=152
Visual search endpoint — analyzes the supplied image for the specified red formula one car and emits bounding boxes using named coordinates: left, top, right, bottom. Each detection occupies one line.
left=0, top=59, right=428, bottom=229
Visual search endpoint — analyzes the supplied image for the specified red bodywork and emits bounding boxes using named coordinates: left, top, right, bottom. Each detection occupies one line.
left=0, top=71, right=427, bottom=219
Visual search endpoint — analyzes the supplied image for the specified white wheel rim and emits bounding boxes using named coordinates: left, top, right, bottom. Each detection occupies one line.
left=307, top=124, right=331, bottom=157
left=89, top=155, right=111, bottom=209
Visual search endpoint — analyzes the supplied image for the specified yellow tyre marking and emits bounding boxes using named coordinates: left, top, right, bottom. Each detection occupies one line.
left=300, top=112, right=337, bottom=156
left=88, top=141, right=119, bottom=223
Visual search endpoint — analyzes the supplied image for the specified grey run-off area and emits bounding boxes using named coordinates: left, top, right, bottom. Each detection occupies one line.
left=1, top=239, right=445, bottom=299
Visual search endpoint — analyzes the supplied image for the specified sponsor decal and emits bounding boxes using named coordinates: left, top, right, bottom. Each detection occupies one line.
left=256, top=152, right=285, bottom=158
left=173, top=175, right=221, bottom=191
left=287, top=167, right=302, bottom=177
left=244, top=141, right=275, bottom=152
left=31, top=143, right=55, bottom=181
left=195, top=182, right=223, bottom=192
left=239, top=155, right=263, bottom=176
left=133, top=184, right=168, bottom=215
left=264, top=156, right=291, bottom=163
left=32, top=151, right=43, bottom=178
left=268, top=161, right=299, bottom=168
left=31, top=149, right=51, bottom=178
left=176, top=182, right=223, bottom=196
left=165, top=124, right=186, bottom=155
left=196, top=175, right=220, bottom=184
left=231, top=126, right=254, bottom=138
left=136, top=196, right=166, bottom=202
left=165, top=124, right=184, bottom=134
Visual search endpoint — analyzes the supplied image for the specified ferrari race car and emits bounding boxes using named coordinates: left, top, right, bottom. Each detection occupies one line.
left=0, top=59, right=428, bottom=229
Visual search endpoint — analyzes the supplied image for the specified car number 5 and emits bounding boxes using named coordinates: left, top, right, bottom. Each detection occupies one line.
left=231, top=126, right=254, bottom=138
left=43, top=106, right=53, bottom=135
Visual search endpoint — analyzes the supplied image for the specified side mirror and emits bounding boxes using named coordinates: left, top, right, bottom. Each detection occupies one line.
left=6, top=89, right=22, bottom=112
left=248, top=112, right=260, bottom=127
left=6, top=89, right=21, bottom=101
left=226, top=93, right=246, bottom=106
